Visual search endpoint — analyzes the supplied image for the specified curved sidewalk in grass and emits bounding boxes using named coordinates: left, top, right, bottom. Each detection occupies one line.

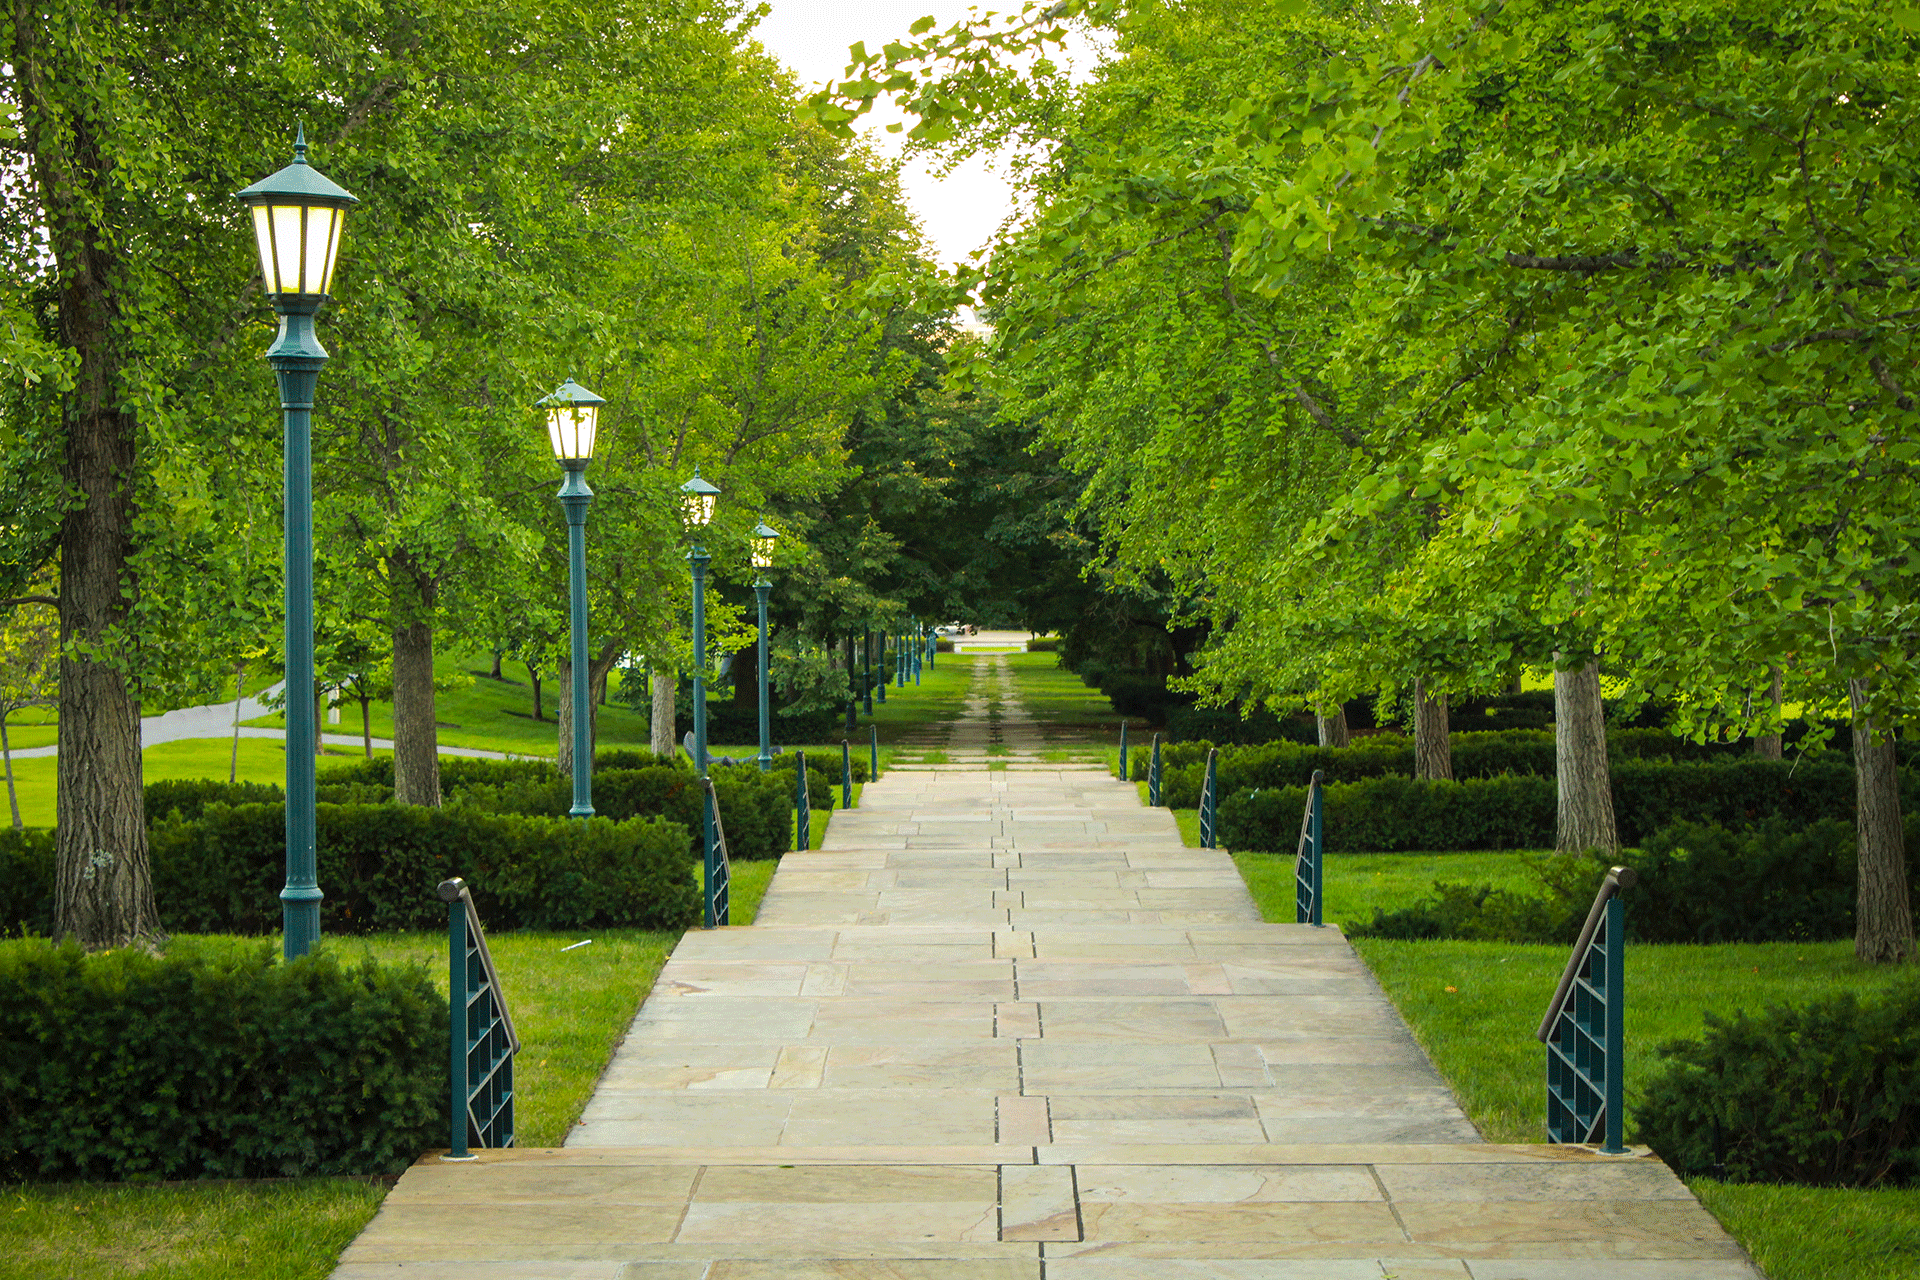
left=333, top=656, right=1762, bottom=1278
left=7, top=682, right=518, bottom=762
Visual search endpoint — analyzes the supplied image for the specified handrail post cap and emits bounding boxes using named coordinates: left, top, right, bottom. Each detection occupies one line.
left=1610, top=866, right=1639, bottom=891
left=436, top=878, right=465, bottom=902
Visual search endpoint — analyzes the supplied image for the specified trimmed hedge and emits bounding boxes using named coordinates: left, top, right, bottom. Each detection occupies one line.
left=151, top=802, right=698, bottom=934
left=0, top=941, right=443, bottom=1181
left=1215, top=757, right=1905, bottom=853
left=1639, top=981, right=1920, bottom=1186
left=145, top=777, right=285, bottom=823
left=451, top=764, right=791, bottom=860
left=0, top=828, right=54, bottom=938
left=676, top=704, right=840, bottom=747
left=1163, top=705, right=1318, bottom=746
left=1140, top=729, right=1777, bottom=808
left=768, top=748, right=874, bottom=785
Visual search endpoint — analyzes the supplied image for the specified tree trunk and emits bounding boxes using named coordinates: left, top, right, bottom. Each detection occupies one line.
left=1752, top=666, right=1784, bottom=760
left=1554, top=659, right=1617, bottom=853
left=651, top=669, right=676, bottom=757
left=359, top=690, right=373, bottom=757
left=732, top=640, right=758, bottom=709
left=1508, top=673, right=1525, bottom=695
left=557, top=656, right=575, bottom=778
left=229, top=662, right=244, bottom=784
left=390, top=618, right=440, bottom=807
left=1413, top=679, right=1453, bottom=780
left=528, top=663, right=543, bottom=721
left=1850, top=678, right=1912, bottom=963
left=1315, top=704, right=1350, bottom=748
left=845, top=632, right=858, bottom=733
left=2, top=716, right=19, bottom=830
left=490, top=649, right=503, bottom=680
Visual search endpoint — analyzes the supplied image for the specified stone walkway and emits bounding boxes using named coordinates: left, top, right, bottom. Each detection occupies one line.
left=335, top=659, right=1762, bottom=1278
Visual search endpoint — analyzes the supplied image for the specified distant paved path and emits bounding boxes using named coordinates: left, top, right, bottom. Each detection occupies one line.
left=335, top=658, right=1761, bottom=1278
left=10, top=682, right=515, bottom=761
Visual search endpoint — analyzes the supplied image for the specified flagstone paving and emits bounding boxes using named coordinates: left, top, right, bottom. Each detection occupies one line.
left=334, top=658, right=1763, bottom=1279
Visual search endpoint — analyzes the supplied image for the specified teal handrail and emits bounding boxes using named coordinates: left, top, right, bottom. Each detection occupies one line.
left=870, top=725, right=879, bottom=781
left=1118, top=722, right=1129, bottom=781
left=840, top=739, right=853, bottom=808
left=437, top=877, right=519, bottom=1159
left=1147, top=733, right=1162, bottom=806
left=1198, top=747, right=1219, bottom=848
left=1294, top=769, right=1324, bottom=926
left=704, top=776, right=731, bottom=927
left=1539, top=866, right=1636, bottom=1153
left=795, top=749, right=811, bottom=851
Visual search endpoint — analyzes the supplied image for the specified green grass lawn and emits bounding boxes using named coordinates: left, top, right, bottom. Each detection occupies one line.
left=859, top=654, right=975, bottom=742
left=999, top=650, right=1133, bottom=739
left=1222, top=832, right=1920, bottom=1280
left=0, top=850, right=784, bottom=1280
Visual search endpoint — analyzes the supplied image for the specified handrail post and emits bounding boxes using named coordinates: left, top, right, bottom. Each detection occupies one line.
left=1148, top=733, right=1162, bottom=806
left=796, top=749, right=810, bottom=851
left=445, top=887, right=470, bottom=1161
left=1118, top=722, right=1129, bottom=781
left=703, top=776, right=732, bottom=926
left=1199, top=747, right=1218, bottom=849
left=870, top=725, right=879, bottom=781
left=1540, top=866, right=1636, bottom=1152
left=841, top=739, right=853, bottom=809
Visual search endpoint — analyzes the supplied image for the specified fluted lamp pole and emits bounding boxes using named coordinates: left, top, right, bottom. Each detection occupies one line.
left=236, top=126, right=358, bottom=962
left=681, top=469, right=722, bottom=925
left=751, top=520, right=781, bottom=772
left=544, top=377, right=605, bottom=819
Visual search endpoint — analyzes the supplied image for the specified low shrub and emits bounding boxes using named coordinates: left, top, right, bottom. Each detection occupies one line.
left=1626, top=819, right=1859, bottom=943
left=1639, top=982, right=1920, bottom=1187
left=316, top=755, right=559, bottom=795
left=768, top=749, right=873, bottom=785
left=1100, top=675, right=1196, bottom=722
left=150, top=802, right=698, bottom=934
left=1220, top=774, right=1558, bottom=854
left=0, top=828, right=54, bottom=938
left=0, top=941, right=442, bottom=1181
left=454, top=764, right=791, bottom=860
left=144, top=778, right=284, bottom=823
left=1163, top=705, right=1318, bottom=746
left=1026, top=637, right=1060, bottom=652
left=594, top=749, right=681, bottom=770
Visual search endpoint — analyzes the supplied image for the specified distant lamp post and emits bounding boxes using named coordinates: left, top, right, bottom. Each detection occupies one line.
left=750, top=520, right=781, bottom=771
left=680, top=468, right=722, bottom=925
left=542, top=377, right=605, bottom=819
left=237, top=125, right=358, bottom=962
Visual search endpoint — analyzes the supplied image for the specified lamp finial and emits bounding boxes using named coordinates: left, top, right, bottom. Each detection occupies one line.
left=294, top=122, right=308, bottom=165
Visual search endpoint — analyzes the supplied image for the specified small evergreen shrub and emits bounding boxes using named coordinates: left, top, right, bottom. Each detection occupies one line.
left=0, top=941, right=443, bottom=1181
left=144, top=778, right=284, bottom=823
left=1638, top=982, right=1920, bottom=1187
left=1219, top=774, right=1559, bottom=853
left=1626, top=818, right=1858, bottom=943
left=769, top=749, right=873, bottom=785
left=453, top=764, right=791, bottom=860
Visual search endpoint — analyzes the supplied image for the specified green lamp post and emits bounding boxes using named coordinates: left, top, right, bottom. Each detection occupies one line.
left=680, top=469, right=721, bottom=924
left=750, top=520, right=781, bottom=771
left=543, top=378, right=605, bottom=818
left=237, top=126, right=357, bottom=962
left=864, top=628, right=875, bottom=714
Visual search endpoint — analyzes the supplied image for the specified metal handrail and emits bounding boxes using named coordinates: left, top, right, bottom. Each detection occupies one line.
left=1536, top=865, right=1638, bottom=1042
left=1147, top=733, right=1162, bottom=806
left=1118, top=722, right=1130, bottom=781
left=840, top=739, right=853, bottom=809
left=1294, top=769, right=1325, bottom=926
left=1198, top=747, right=1219, bottom=849
left=703, top=775, right=731, bottom=926
left=436, top=878, right=520, bottom=1054
left=795, top=749, right=811, bottom=851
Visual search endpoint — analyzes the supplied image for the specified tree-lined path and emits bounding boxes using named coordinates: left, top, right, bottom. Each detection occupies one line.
left=334, top=658, right=1757, bottom=1277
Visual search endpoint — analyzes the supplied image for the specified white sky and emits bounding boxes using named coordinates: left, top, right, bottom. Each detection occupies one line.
left=749, top=2, right=1100, bottom=270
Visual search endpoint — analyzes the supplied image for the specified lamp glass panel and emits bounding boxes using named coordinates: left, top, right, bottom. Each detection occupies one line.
left=319, top=209, right=346, bottom=294
left=269, top=205, right=305, bottom=293
left=751, top=539, right=773, bottom=568
left=250, top=206, right=277, bottom=290
left=681, top=493, right=715, bottom=527
left=301, top=206, right=337, bottom=295
left=548, top=404, right=597, bottom=460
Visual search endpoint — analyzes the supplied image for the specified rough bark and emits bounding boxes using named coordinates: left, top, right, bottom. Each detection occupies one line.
left=1315, top=704, right=1350, bottom=748
left=1752, top=666, right=1784, bottom=760
left=557, top=644, right=622, bottom=776
left=732, top=640, right=758, bottom=709
left=358, top=689, right=373, bottom=757
left=527, top=663, right=543, bottom=721
left=1850, top=678, right=1912, bottom=963
left=490, top=649, right=503, bottom=680
left=48, top=219, right=160, bottom=946
left=1508, top=673, right=1525, bottom=695
left=3, top=716, right=19, bottom=830
left=390, top=619, right=440, bottom=807
left=229, top=663, right=244, bottom=784
left=650, top=669, right=676, bottom=756
left=1554, top=659, right=1617, bottom=853
left=1413, top=680, right=1452, bottom=780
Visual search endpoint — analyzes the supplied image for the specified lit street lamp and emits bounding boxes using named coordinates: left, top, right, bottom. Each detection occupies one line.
left=680, top=468, right=721, bottom=925
left=237, top=126, right=357, bottom=962
left=751, top=520, right=781, bottom=771
left=543, top=377, right=605, bottom=818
